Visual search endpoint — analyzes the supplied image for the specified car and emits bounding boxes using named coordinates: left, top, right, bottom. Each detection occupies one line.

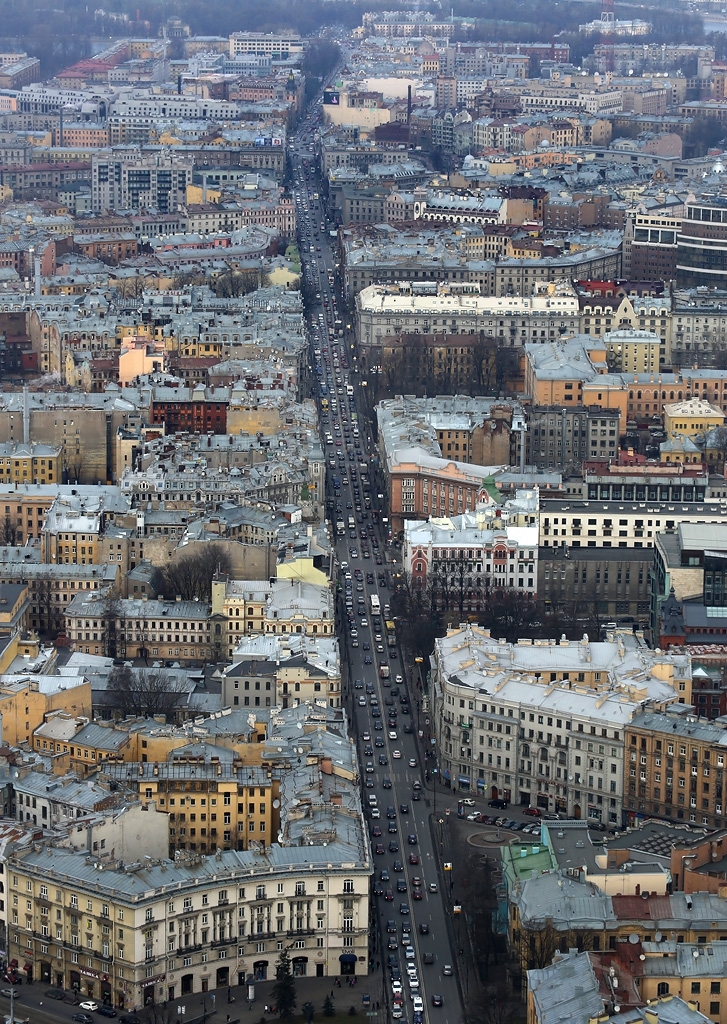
left=365, top=777, right=374, bottom=788
left=407, top=834, right=417, bottom=845
left=358, top=696, right=366, bottom=706
left=364, top=745, right=373, bottom=756
left=442, top=964, right=453, bottom=976
left=365, top=761, right=374, bottom=773
left=405, top=945, right=415, bottom=960
left=489, top=798, right=509, bottom=809
left=383, top=777, right=392, bottom=789
left=395, top=675, right=403, bottom=683
left=461, top=797, right=476, bottom=806
left=354, top=679, right=363, bottom=689
left=589, top=821, right=607, bottom=832
left=393, top=749, right=402, bottom=758
left=409, top=852, right=419, bottom=864
left=388, top=823, right=397, bottom=835
left=45, top=990, right=65, bottom=1000
left=379, top=755, right=388, bottom=765
left=384, top=889, right=394, bottom=901
left=389, top=731, right=398, bottom=740
left=375, top=737, right=385, bottom=748
left=400, top=803, right=409, bottom=813
left=364, top=655, right=372, bottom=664
left=387, top=806, right=397, bottom=819
left=1, top=990, right=20, bottom=1000
left=387, top=920, right=397, bottom=933
left=412, top=996, right=424, bottom=1013
left=431, top=994, right=443, bottom=1007
left=73, top=1016, right=95, bottom=1024
left=524, top=807, right=542, bottom=817
left=80, top=1003, right=99, bottom=1013
left=412, top=888, right=423, bottom=900
left=393, top=859, right=403, bottom=872
left=466, top=811, right=480, bottom=821
left=397, top=879, right=407, bottom=892
left=371, top=808, right=380, bottom=819
left=389, top=840, right=399, bottom=853
left=399, top=903, right=409, bottom=915
left=373, top=882, right=384, bottom=897
left=381, top=868, right=390, bottom=881
left=429, top=881, right=439, bottom=892
left=375, top=843, right=385, bottom=855
left=371, top=825, right=382, bottom=837
left=392, top=982, right=403, bottom=997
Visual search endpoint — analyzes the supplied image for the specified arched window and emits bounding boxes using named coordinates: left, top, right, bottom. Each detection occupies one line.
left=657, top=983, right=669, bottom=997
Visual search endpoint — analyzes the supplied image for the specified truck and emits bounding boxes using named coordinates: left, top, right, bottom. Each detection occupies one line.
left=370, top=594, right=381, bottom=615
left=336, top=521, right=345, bottom=537
left=379, top=663, right=390, bottom=679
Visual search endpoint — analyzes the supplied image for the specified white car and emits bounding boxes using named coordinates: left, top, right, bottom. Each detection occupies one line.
left=405, top=945, right=416, bottom=959
left=371, top=808, right=380, bottom=819
left=389, top=731, right=398, bottom=740
left=466, top=811, right=480, bottom=821
left=412, top=995, right=424, bottom=1011
left=393, top=750, right=402, bottom=758
left=395, top=675, right=403, bottom=683
left=80, top=1003, right=99, bottom=1012
left=392, top=981, right=403, bottom=996
left=461, top=798, right=476, bottom=806
left=408, top=758, right=417, bottom=767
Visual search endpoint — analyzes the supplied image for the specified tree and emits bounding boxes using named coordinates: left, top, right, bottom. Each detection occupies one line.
left=322, top=995, right=335, bottom=1017
left=105, top=666, right=189, bottom=720
left=159, top=545, right=232, bottom=602
left=33, top=572, right=64, bottom=637
left=271, top=946, right=297, bottom=1020
left=0, top=513, right=17, bottom=546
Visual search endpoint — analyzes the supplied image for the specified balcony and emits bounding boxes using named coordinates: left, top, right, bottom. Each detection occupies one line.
left=286, top=929, right=315, bottom=938
left=247, top=931, right=277, bottom=941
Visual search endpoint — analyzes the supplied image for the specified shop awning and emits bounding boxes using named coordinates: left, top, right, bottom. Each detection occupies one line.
left=339, top=954, right=357, bottom=963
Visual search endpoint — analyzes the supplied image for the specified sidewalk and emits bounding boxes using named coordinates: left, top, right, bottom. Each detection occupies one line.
left=202, top=974, right=385, bottom=1020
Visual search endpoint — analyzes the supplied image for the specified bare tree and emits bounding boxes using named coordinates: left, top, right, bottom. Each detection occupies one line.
left=33, top=572, right=64, bottom=636
left=161, top=545, right=232, bottom=602
left=0, top=513, right=18, bottom=546
left=105, top=665, right=188, bottom=720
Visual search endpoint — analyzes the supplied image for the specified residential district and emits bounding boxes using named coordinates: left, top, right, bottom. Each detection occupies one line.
left=0, top=7, right=727, bottom=1024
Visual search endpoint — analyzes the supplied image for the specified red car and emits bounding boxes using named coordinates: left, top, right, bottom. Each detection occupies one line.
left=409, top=853, right=419, bottom=864
left=524, top=807, right=542, bottom=817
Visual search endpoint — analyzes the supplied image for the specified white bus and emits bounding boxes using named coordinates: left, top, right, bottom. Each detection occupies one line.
left=370, top=594, right=381, bottom=615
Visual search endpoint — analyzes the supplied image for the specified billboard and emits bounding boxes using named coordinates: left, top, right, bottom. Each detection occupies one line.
left=322, top=90, right=340, bottom=105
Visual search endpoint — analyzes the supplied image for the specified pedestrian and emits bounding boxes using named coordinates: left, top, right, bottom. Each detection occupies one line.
left=331, top=990, right=334, bottom=998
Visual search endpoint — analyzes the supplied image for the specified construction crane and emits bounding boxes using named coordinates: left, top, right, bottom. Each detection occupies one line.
left=600, top=0, right=615, bottom=74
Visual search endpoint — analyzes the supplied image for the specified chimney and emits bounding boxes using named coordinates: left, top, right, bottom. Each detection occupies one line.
left=22, top=386, right=29, bottom=446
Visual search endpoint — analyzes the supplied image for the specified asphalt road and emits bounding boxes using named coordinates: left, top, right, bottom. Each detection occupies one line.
left=288, top=110, right=464, bottom=1024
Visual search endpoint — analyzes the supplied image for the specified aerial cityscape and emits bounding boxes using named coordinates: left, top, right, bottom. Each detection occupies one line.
left=1, top=1, right=727, bottom=1023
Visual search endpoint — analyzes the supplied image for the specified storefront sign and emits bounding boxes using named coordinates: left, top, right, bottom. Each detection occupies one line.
left=141, top=975, right=166, bottom=988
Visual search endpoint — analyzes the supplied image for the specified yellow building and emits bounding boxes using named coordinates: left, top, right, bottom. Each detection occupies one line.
left=41, top=496, right=102, bottom=565
left=602, top=328, right=661, bottom=374
left=664, top=397, right=725, bottom=440
left=0, top=673, right=91, bottom=747
left=0, top=442, right=62, bottom=485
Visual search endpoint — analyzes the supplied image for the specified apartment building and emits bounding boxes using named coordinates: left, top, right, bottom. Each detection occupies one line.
left=431, top=624, right=690, bottom=823
left=229, top=32, right=305, bottom=58
left=540, top=498, right=727, bottom=549
left=626, top=703, right=727, bottom=830
left=91, top=153, right=193, bottom=214
left=403, top=496, right=539, bottom=610
left=8, top=794, right=369, bottom=1007
left=0, top=442, right=62, bottom=485
left=356, top=281, right=580, bottom=370
left=525, top=405, right=620, bottom=469
left=222, top=633, right=341, bottom=709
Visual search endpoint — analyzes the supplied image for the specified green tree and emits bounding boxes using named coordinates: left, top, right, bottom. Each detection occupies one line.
left=323, top=995, right=335, bottom=1018
left=271, top=946, right=297, bottom=1020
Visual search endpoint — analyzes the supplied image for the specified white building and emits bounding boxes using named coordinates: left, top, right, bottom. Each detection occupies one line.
left=356, top=280, right=580, bottom=365
left=431, top=624, right=691, bottom=825
left=403, top=494, right=539, bottom=612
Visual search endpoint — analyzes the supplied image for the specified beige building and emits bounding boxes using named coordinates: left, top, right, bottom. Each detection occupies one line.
left=664, top=397, right=725, bottom=440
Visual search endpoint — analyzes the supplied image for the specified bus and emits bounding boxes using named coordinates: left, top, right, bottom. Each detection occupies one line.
left=370, top=594, right=381, bottom=615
